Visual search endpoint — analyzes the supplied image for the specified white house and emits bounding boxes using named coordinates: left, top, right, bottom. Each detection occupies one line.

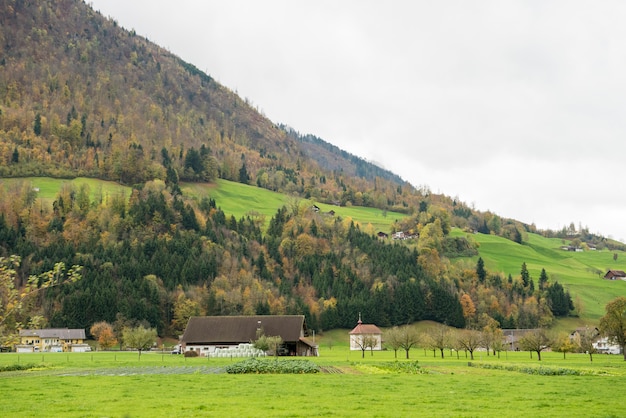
left=349, top=316, right=382, bottom=351
left=593, top=336, right=622, bottom=355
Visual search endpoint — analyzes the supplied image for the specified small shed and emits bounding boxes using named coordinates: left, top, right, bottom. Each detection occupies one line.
left=349, top=315, right=382, bottom=351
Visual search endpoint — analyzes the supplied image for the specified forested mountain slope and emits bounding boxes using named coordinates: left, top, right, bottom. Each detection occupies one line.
left=3, top=175, right=619, bottom=341
left=0, top=0, right=416, bottom=213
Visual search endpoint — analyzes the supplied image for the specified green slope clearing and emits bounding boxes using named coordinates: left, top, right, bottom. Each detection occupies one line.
left=452, top=229, right=626, bottom=324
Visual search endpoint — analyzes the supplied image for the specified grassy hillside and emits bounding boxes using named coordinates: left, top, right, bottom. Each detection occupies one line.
left=0, top=177, right=131, bottom=203
left=183, top=179, right=407, bottom=233
left=1, top=177, right=407, bottom=233
left=452, top=229, right=626, bottom=324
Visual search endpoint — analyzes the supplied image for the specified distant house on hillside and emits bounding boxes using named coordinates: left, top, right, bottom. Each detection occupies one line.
left=392, top=231, right=418, bottom=240
left=181, top=315, right=317, bottom=357
left=349, top=315, right=382, bottom=351
left=604, top=270, right=626, bottom=280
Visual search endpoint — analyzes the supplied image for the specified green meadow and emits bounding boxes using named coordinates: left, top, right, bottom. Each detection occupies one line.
left=181, top=179, right=406, bottom=233
left=451, top=229, right=626, bottom=324
left=0, top=177, right=406, bottom=233
left=1, top=343, right=626, bottom=417
left=0, top=177, right=131, bottom=205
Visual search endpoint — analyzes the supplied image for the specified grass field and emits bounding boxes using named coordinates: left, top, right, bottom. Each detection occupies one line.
left=181, top=179, right=406, bottom=233
left=450, top=229, right=626, bottom=325
left=0, top=177, right=131, bottom=206
left=1, top=344, right=626, bottom=417
left=0, top=177, right=407, bottom=233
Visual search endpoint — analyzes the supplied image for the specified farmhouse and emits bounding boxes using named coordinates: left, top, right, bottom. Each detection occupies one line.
left=18, top=328, right=86, bottom=352
left=181, top=315, right=318, bottom=357
left=349, top=316, right=383, bottom=351
left=593, top=336, right=622, bottom=355
left=560, top=245, right=583, bottom=252
left=604, top=270, right=626, bottom=280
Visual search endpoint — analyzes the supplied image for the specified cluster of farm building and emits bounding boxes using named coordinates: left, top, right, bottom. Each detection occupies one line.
left=11, top=313, right=623, bottom=356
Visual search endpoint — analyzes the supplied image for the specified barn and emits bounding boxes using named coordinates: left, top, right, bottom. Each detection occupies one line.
left=181, top=315, right=318, bottom=357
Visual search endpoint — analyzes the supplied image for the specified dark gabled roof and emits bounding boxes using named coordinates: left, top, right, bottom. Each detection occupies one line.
left=19, top=328, right=86, bottom=340
left=182, top=315, right=306, bottom=344
left=604, top=270, right=626, bottom=278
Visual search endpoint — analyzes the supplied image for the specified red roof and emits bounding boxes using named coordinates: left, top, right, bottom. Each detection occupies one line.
left=349, top=322, right=382, bottom=335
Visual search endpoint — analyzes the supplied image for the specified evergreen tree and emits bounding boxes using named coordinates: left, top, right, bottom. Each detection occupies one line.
left=239, top=162, right=250, bottom=184
left=476, top=257, right=487, bottom=283
left=183, top=147, right=204, bottom=178
left=34, top=113, right=42, bottom=136
left=538, top=268, right=548, bottom=290
left=547, top=281, right=573, bottom=316
left=520, top=262, right=530, bottom=287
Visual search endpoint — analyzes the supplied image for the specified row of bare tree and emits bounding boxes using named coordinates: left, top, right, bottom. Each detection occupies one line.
left=353, top=323, right=605, bottom=362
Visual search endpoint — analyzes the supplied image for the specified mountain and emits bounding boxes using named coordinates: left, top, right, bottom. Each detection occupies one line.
left=0, top=0, right=418, bottom=215
left=282, top=125, right=405, bottom=185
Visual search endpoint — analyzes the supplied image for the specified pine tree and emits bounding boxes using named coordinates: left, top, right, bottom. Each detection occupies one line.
left=239, top=162, right=250, bottom=184
left=539, top=268, right=548, bottom=290
left=34, top=113, right=42, bottom=136
left=476, top=257, right=487, bottom=283
left=520, top=262, right=530, bottom=287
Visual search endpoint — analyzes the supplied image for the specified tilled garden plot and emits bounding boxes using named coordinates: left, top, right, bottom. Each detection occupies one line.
left=57, top=365, right=226, bottom=376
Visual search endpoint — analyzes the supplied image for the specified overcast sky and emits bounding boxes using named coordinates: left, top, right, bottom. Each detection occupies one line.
left=89, top=0, right=626, bottom=243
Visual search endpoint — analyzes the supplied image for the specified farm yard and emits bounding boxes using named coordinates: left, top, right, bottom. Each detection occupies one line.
left=1, top=346, right=626, bottom=417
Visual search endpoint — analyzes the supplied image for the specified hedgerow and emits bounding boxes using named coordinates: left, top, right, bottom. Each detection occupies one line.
left=467, top=362, right=605, bottom=376
left=374, top=361, right=426, bottom=374
left=0, top=363, right=39, bottom=372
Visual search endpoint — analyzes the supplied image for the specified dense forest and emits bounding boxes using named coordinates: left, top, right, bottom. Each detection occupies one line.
left=0, top=179, right=574, bottom=339
left=0, top=0, right=617, bottom=342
